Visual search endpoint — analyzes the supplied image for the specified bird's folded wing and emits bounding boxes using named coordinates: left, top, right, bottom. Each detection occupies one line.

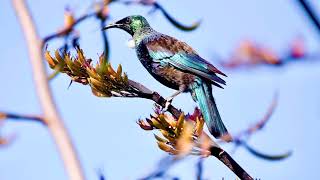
left=145, top=35, right=226, bottom=85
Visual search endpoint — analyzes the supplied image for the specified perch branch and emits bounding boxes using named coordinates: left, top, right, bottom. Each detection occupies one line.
left=12, top=0, right=85, bottom=180
left=210, top=146, right=253, bottom=180
left=136, top=89, right=182, bottom=119
left=45, top=47, right=252, bottom=180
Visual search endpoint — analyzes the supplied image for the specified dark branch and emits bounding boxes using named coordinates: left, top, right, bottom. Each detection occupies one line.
left=296, top=0, right=320, bottom=36
left=141, top=91, right=181, bottom=119
left=196, top=158, right=204, bottom=180
left=210, top=146, right=254, bottom=180
left=240, top=140, right=292, bottom=161
left=0, top=112, right=44, bottom=124
left=127, top=80, right=182, bottom=118
left=42, top=12, right=95, bottom=47
left=225, top=94, right=291, bottom=161
left=153, top=2, right=201, bottom=31
left=121, top=0, right=201, bottom=31
left=99, top=19, right=110, bottom=61
left=139, top=156, right=181, bottom=180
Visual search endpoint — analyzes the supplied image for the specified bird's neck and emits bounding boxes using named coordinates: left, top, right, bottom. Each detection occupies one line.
left=133, top=27, right=155, bottom=45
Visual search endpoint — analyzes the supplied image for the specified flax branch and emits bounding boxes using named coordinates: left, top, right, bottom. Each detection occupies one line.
left=12, top=0, right=85, bottom=179
left=45, top=46, right=254, bottom=179
left=139, top=90, right=182, bottom=119
left=138, top=107, right=253, bottom=180
left=210, top=146, right=253, bottom=180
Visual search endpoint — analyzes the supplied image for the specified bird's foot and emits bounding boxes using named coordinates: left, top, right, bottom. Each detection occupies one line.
left=162, top=97, right=173, bottom=113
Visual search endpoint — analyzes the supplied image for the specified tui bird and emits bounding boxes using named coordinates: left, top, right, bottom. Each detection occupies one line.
left=104, top=15, right=231, bottom=140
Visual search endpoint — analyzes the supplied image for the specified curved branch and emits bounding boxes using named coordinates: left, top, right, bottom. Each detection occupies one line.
left=241, top=140, right=292, bottom=161
left=42, top=12, right=94, bottom=47
left=121, top=0, right=201, bottom=31
left=153, top=2, right=201, bottom=31
left=12, top=0, right=85, bottom=179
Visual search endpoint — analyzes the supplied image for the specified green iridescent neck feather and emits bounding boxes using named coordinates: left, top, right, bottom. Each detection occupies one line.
left=130, top=15, right=150, bottom=33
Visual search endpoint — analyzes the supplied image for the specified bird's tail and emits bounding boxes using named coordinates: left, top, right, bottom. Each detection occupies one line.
left=191, top=80, right=230, bottom=140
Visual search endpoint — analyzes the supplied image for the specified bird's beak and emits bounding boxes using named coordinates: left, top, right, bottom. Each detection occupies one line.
left=102, top=22, right=134, bottom=35
left=102, top=23, right=123, bottom=30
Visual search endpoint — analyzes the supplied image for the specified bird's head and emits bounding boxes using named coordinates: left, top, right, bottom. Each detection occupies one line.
left=103, top=15, right=150, bottom=36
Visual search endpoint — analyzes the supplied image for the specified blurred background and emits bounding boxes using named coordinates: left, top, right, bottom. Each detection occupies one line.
left=1, top=0, right=320, bottom=179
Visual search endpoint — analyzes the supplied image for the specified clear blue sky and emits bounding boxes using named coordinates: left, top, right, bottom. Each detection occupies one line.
left=1, top=0, right=320, bottom=179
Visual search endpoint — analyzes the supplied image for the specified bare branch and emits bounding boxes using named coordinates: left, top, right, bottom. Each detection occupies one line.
left=0, top=112, right=44, bottom=124
left=12, top=0, right=85, bottom=179
left=239, top=140, right=292, bottom=161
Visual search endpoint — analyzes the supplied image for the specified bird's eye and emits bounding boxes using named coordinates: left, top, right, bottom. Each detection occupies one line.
left=125, top=18, right=130, bottom=24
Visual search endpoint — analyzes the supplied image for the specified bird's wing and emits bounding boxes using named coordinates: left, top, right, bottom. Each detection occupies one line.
left=145, top=34, right=226, bottom=86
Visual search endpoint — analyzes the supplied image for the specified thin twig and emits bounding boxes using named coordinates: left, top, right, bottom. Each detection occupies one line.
left=12, top=0, right=85, bottom=179
left=42, top=12, right=95, bottom=48
left=100, top=19, right=110, bottom=61
left=196, top=158, right=204, bottom=180
left=0, top=112, right=44, bottom=124
left=235, top=93, right=278, bottom=139
left=139, top=156, right=181, bottom=180
left=41, top=0, right=111, bottom=49
left=239, top=140, right=292, bottom=161
left=223, top=94, right=291, bottom=161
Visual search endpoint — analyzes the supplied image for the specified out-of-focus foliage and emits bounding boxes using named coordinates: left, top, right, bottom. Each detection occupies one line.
left=222, top=40, right=281, bottom=67
left=221, top=37, right=307, bottom=68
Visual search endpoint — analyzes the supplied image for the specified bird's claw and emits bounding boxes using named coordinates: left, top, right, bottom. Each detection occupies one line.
left=162, top=97, right=173, bottom=113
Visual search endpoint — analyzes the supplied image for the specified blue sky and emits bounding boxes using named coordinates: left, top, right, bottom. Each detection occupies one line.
left=1, top=0, right=320, bottom=179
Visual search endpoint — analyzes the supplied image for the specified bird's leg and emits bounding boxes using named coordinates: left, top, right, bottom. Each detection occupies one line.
left=162, top=86, right=186, bottom=112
